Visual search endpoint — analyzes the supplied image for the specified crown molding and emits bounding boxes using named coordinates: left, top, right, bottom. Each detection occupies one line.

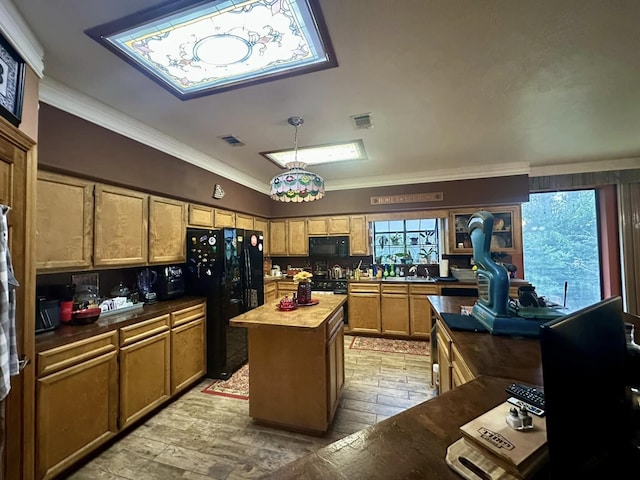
left=326, top=162, right=530, bottom=191
left=0, top=0, right=44, bottom=77
left=39, top=77, right=270, bottom=194
left=529, top=158, right=640, bottom=177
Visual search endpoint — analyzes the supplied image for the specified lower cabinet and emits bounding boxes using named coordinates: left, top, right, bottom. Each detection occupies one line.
left=264, top=281, right=278, bottom=303
left=326, top=309, right=345, bottom=420
left=436, top=321, right=453, bottom=394
left=119, top=315, right=171, bottom=429
left=380, top=284, right=410, bottom=335
left=35, top=332, right=119, bottom=480
left=35, top=301, right=206, bottom=480
left=170, top=303, right=206, bottom=394
left=409, top=284, right=438, bottom=338
left=347, top=282, right=381, bottom=334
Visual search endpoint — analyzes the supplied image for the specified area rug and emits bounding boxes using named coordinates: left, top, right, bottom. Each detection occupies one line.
left=201, top=364, right=249, bottom=400
left=349, top=336, right=430, bottom=356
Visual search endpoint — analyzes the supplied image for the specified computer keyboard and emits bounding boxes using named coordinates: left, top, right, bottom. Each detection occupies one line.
left=505, top=383, right=545, bottom=412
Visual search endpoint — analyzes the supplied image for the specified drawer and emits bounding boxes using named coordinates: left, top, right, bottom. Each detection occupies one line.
left=451, top=343, right=475, bottom=384
left=37, top=331, right=118, bottom=377
left=171, top=302, right=206, bottom=327
left=348, top=282, right=380, bottom=294
left=277, top=281, right=297, bottom=292
left=381, top=284, right=408, bottom=294
left=120, top=314, right=170, bottom=346
left=326, top=307, right=345, bottom=340
left=409, top=284, right=438, bottom=295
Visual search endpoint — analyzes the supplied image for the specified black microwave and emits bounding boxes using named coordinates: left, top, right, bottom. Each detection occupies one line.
left=309, top=236, right=349, bottom=257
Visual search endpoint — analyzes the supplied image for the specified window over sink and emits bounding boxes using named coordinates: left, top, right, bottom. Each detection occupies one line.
left=373, top=219, right=441, bottom=265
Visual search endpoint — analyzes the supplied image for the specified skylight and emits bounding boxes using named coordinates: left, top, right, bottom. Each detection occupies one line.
left=85, top=0, right=337, bottom=99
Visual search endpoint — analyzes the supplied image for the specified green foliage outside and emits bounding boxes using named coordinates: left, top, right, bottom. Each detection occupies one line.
left=521, top=190, right=601, bottom=310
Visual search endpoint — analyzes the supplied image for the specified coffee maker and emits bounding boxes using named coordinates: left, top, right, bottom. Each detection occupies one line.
left=137, top=268, right=158, bottom=304
left=155, top=265, right=185, bottom=300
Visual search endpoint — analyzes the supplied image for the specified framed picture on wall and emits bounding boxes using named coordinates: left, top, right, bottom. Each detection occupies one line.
left=0, top=32, right=25, bottom=127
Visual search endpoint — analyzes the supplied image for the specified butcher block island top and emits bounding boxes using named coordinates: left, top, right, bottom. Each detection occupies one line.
left=229, top=294, right=347, bottom=329
left=230, top=294, right=347, bottom=435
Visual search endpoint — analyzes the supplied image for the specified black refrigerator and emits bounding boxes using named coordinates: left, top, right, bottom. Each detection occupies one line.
left=184, top=227, right=264, bottom=379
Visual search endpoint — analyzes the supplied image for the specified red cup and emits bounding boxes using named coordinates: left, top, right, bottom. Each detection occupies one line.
left=60, top=301, right=73, bottom=323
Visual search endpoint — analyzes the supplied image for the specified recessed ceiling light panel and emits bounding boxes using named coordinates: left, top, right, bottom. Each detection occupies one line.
left=85, top=0, right=338, bottom=99
left=262, top=140, right=367, bottom=168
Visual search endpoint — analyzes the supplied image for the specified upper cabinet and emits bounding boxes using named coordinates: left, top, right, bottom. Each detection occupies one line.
left=36, top=172, right=94, bottom=271
left=287, top=218, right=308, bottom=256
left=148, top=196, right=186, bottom=264
left=94, top=185, right=149, bottom=267
left=235, top=213, right=254, bottom=230
left=269, top=219, right=288, bottom=256
left=254, top=217, right=269, bottom=255
left=349, top=215, right=370, bottom=256
left=447, top=205, right=522, bottom=255
left=187, top=204, right=213, bottom=228
left=214, top=208, right=235, bottom=228
left=307, top=216, right=351, bottom=236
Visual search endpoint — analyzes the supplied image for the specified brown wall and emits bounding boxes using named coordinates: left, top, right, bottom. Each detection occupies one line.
left=271, top=176, right=530, bottom=218
left=37, top=104, right=272, bottom=217
left=38, top=104, right=529, bottom=219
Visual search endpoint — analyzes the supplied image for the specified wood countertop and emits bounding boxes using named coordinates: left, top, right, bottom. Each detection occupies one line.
left=230, top=294, right=347, bottom=329
left=35, top=296, right=206, bottom=352
left=428, top=295, right=544, bottom=386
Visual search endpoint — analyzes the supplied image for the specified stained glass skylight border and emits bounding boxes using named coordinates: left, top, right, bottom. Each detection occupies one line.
left=85, top=0, right=337, bottom=100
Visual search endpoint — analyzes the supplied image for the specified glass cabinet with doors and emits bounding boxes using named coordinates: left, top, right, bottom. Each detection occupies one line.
left=447, top=205, right=522, bottom=255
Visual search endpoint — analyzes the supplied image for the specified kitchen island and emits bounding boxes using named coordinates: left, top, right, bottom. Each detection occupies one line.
left=230, top=293, right=347, bottom=434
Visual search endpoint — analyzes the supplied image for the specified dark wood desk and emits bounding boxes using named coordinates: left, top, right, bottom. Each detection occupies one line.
left=269, top=295, right=548, bottom=479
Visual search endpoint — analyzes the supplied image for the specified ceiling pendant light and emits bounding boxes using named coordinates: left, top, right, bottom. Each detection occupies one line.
left=270, top=117, right=325, bottom=202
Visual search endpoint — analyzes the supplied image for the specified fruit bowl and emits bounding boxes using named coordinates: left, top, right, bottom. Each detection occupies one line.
left=71, top=307, right=102, bottom=325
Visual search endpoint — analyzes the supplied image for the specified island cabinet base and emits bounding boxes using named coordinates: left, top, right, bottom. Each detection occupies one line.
left=247, top=308, right=344, bottom=435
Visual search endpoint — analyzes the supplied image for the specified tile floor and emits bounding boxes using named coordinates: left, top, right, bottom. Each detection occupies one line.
left=65, top=335, right=434, bottom=479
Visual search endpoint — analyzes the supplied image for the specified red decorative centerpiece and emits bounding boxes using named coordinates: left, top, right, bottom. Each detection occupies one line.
left=278, top=295, right=297, bottom=311
left=293, top=270, right=313, bottom=305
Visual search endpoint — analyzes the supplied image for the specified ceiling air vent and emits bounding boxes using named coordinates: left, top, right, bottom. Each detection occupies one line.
left=351, top=113, right=373, bottom=129
left=218, top=134, right=245, bottom=146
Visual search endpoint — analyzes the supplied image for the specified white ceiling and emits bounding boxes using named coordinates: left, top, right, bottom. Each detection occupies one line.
left=10, top=0, right=640, bottom=194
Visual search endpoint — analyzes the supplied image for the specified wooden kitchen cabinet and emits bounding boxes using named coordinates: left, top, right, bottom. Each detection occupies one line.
left=409, top=284, right=438, bottom=338
left=307, top=216, right=350, bottom=236
left=94, top=184, right=148, bottom=267
left=307, top=217, right=329, bottom=236
left=214, top=208, right=236, bottom=227
left=269, top=219, right=288, bottom=256
left=119, top=315, right=171, bottom=429
left=235, top=213, right=254, bottom=230
left=448, top=205, right=522, bottom=255
left=170, top=302, right=206, bottom=394
left=435, top=321, right=453, bottom=394
left=148, top=195, right=186, bottom=264
left=264, top=281, right=278, bottom=303
left=36, top=171, right=94, bottom=271
left=347, top=282, right=381, bottom=334
left=380, top=284, right=410, bottom=336
left=188, top=203, right=214, bottom=227
left=349, top=215, right=370, bottom=256
left=276, top=279, right=297, bottom=298
left=326, top=308, right=345, bottom=421
left=36, top=332, right=119, bottom=480
left=287, top=218, right=308, bottom=255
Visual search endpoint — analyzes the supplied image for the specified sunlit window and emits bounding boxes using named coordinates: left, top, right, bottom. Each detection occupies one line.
left=373, top=219, right=440, bottom=265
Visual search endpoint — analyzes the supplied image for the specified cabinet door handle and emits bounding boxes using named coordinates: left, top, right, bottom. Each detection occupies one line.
left=18, top=356, right=30, bottom=372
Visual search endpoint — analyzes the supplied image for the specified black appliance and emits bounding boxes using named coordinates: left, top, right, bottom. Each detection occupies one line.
left=184, top=228, right=264, bottom=379
left=308, top=236, right=349, bottom=257
left=310, top=278, right=348, bottom=324
left=36, top=297, right=60, bottom=334
left=155, top=265, right=185, bottom=300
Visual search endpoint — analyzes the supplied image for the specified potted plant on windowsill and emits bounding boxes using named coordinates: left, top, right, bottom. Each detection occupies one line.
left=419, top=247, right=436, bottom=264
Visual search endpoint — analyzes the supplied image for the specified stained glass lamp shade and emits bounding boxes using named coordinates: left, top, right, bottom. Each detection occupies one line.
left=270, top=117, right=325, bottom=202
